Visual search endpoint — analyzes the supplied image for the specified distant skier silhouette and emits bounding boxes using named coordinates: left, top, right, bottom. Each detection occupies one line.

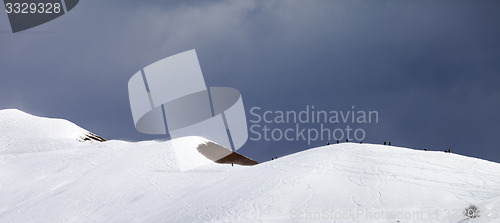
left=337, top=140, right=339, bottom=144
left=388, top=142, right=391, bottom=146
left=346, top=139, right=348, bottom=142
left=327, top=142, right=330, bottom=145
left=384, top=142, right=386, bottom=145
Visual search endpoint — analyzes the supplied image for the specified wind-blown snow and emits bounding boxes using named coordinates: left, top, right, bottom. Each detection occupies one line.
left=0, top=109, right=499, bottom=223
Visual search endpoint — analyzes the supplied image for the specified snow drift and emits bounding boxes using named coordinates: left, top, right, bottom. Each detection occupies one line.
left=0, top=109, right=499, bottom=223
left=0, top=109, right=104, bottom=154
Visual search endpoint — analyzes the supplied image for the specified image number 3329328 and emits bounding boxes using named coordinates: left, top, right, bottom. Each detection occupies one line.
left=3, top=0, right=79, bottom=33
left=5, top=2, right=63, bottom=14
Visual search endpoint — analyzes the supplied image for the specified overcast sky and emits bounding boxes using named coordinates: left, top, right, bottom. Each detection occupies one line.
left=1, top=0, right=499, bottom=163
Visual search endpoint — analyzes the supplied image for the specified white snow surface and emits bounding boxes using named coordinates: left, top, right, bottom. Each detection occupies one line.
left=0, top=109, right=95, bottom=154
left=0, top=109, right=500, bottom=223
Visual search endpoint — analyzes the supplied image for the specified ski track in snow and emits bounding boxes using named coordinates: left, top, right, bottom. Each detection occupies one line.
left=1, top=110, right=500, bottom=223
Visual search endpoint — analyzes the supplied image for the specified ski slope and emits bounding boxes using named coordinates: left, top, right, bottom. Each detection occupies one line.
left=0, top=109, right=499, bottom=223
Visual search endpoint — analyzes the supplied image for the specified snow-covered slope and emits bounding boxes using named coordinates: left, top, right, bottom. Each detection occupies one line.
left=0, top=109, right=499, bottom=223
left=0, top=109, right=104, bottom=154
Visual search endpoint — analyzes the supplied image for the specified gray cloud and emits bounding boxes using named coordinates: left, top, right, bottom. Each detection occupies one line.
left=0, top=0, right=499, bottom=163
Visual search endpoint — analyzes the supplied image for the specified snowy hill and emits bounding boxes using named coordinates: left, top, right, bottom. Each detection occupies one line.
left=0, top=109, right=104, bottom=154
left=0, top=109, right=499, bottom=223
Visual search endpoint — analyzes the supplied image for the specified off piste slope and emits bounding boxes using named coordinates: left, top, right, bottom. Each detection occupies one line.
left=0, top=110, right=499, bottom=223
left=0, top=109, right=104, bottom=154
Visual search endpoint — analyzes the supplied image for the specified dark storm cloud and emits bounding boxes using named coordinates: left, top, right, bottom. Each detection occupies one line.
left=0, top=0, right=499, bottom=163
